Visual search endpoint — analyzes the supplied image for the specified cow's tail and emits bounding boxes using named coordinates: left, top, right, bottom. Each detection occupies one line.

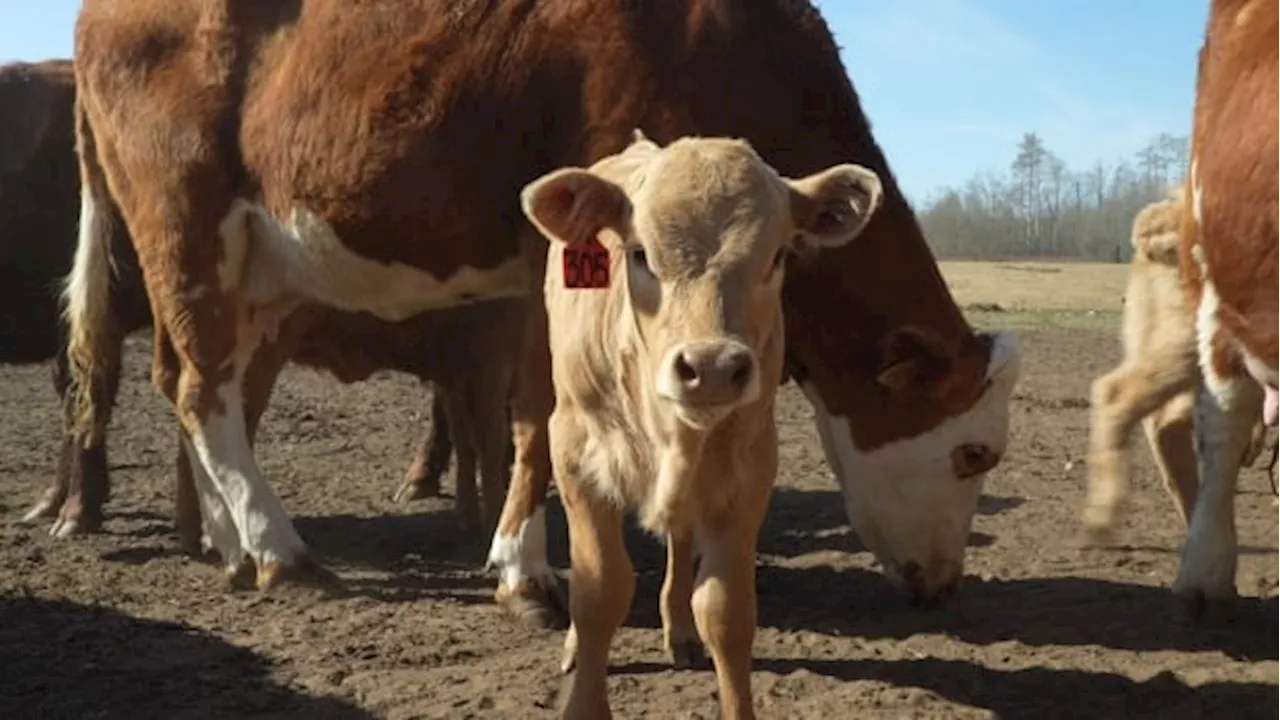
left=62, top=91, right=124, bottom=448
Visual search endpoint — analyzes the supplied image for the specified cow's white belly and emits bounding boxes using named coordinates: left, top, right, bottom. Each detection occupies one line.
left=218, top=199, right=531, bottom=321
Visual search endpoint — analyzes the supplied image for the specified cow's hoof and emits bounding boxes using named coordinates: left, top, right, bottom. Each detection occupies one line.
left=1174, top=586, right=1237, bottom=625
left=256, top=555, right=346, bottom=595
left=223, top=556, right=257, bottom=592
left=49, top=513, right=103, bottom=538
left=21, top=493, right=63, bottom=523
left=496, top=577, right=570, bottom=631
left=393, top=472, right=441, bottom=504
left=560, top=624, right=578, bottom=675
left=667, top=637, right=707, bottom=670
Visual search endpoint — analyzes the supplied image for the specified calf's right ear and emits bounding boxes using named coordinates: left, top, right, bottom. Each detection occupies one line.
left=521, top=168, right=631, bottom=247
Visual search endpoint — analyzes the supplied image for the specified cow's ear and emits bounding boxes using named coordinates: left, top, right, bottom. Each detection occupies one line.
left=521, top=168, right=630, bottom=247
left=877, top=326, right=953, bottom=394
left=787, top=163, right=883, bottom=251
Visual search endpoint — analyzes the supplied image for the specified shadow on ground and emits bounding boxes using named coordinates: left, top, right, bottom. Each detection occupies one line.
left=0, top=595, right=372, bottom=720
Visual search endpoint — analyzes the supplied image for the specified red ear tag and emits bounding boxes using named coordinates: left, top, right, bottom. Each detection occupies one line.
left=563, top=237, right=612, bottom=289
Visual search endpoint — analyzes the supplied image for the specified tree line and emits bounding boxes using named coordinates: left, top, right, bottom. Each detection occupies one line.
left=915, top=131, right=1189, bottom=262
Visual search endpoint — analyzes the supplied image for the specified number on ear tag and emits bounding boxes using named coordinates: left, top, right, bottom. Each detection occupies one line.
left=563, top=238, right=611, bottom=289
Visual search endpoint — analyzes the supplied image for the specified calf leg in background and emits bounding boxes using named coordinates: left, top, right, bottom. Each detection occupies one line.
left=395, top=385, right=453, bottom=503
left=1083, top=358, right=1195, bottom=542
left=1141, top=391, right=1199, bottom=525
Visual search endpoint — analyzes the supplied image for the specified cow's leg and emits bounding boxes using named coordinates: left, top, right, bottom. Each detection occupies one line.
left=443, top=389, right=482, bottom=532
left=474, top=359, right=516, bottom=534
left=1173, top=375, right=1261, bottom=615
left=168, top=320, right=300, bottom=576
left=556, top=468, right=632, bottom=720
left=33, top=322, right=120, bottom=537
left=51, top=358, right=118, bottom=537
left=173, top=427, right=205, bottom=557
left=394, top=385, right=452, bottom=503
left=24, top=351, right=74, bottom=523
left=23, top=437, right=70, bottom=523
left=661, top=530, right=704, bottom=668
left=1141, top=391, right=1199, bottom=524
left=488, top=233, right=563, bottom=629
left=1171, top=241, right=1268, bottom=615
left=1083, top=357, right=1195, bottom=542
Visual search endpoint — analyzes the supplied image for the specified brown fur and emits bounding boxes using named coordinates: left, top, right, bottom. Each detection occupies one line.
left=1083, top=189, right=1269, bottom=541
left=69, top=1, right=1017, bottom=606
left=1, top=57, right=513, bottom=541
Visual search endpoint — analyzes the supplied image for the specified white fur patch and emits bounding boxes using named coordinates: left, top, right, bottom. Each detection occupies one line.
left=219, top=200, right=530, bottom=321
left=180, top=433, right=243, bottom=567
left=485, top=504, right=556, bottom=590
left=799, top=330, right=1021, bottom=591
left=185, top=328, right=307, bottom=566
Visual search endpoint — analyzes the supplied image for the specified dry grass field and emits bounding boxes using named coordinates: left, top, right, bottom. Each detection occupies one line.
left=0, top=260, right=1275, bottom=718
left=939, top=260, right=1131, bottom=332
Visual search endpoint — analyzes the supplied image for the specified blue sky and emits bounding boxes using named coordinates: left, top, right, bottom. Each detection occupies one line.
left=0, top=1, right=1208, bottom=203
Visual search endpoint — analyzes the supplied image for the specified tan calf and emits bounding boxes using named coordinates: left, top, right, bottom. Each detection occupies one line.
left=1084, top=189, right=1269, bottom=540
left=525, top=133, right=882, bottom=719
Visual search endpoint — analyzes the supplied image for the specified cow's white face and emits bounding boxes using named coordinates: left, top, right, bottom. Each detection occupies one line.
left=521, top=133, right=885, bottom=434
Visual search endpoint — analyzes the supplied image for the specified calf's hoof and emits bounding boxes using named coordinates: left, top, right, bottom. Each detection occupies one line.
left=667, top=637, right=708, bottom=670
left=495, top=577, right=570, bottom=631
left=256, top=555, right=346, bottom=595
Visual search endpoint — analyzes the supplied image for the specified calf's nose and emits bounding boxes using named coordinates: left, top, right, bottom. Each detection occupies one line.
left=667, top=341, right=758, bottom=406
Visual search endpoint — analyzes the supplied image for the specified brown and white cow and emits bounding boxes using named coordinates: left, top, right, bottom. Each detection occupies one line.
left=1084, top=188, right=1270, bottom=540
left=67, top=1, right=1020, bottom=607
left=0, top=57, right=512, bottom=545
left=1169, top=0, right=1277, bottom=612
left=531, top=133, right=882, bottom=719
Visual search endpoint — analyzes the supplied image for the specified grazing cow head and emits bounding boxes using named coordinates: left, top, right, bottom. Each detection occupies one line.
left=522, top=131, right=884, bottom=432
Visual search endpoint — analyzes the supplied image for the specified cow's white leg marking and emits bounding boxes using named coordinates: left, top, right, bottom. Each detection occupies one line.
left=180, top=433, right=243, bottom=568
left=187, top=375, right=307, bottom=566
left=1174, top=248, right=1262, bottom=601
left=486, top=504, right=555, bottom=591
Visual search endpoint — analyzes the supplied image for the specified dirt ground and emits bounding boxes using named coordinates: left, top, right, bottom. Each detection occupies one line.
left=1, top=317, right=1276, bottom=719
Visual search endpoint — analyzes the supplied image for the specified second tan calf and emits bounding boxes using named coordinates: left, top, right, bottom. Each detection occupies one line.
left=1084, top=188, right=1269, bottom=539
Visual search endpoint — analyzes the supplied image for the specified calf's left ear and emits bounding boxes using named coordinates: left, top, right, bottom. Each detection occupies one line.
left=521, top=168, right=631, bottom=247
left=787, top=164, right=884, bottom=250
